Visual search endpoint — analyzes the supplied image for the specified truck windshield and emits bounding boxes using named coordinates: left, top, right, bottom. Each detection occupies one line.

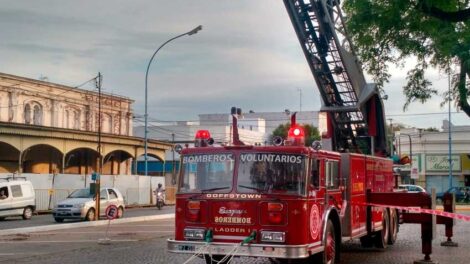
left=179, top=153, right=235, bottom=193
left=237, top=153, right=306, bottom=195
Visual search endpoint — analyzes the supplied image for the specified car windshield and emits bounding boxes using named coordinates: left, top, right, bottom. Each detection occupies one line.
left=237, top=153, right=306, bottom=195
left=68, top=188, right=94, bottom=198
left=178, top=153, right=235, bottom=193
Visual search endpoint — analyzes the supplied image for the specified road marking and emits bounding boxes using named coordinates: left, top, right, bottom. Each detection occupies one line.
left=110, top=225, right=175, bottom=227
left=31, top=231, right=173, bottom=235
left=0, top=239, right=139, bottom=243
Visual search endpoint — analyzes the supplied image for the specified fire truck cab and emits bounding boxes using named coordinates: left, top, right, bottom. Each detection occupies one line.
left=167, top=124, right=397, bottom=264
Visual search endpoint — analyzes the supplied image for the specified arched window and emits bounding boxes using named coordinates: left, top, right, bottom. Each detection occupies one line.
left=24, top=104, right=31, bottom=124
left=33, top=105, right=42, bottom=125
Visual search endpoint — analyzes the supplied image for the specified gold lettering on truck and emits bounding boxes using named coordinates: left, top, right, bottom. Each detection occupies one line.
left=214, top=216, right=252, bottom=224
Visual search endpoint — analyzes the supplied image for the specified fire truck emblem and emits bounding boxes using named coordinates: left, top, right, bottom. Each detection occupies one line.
left=219, top=207, right=246, bottom=216
left=310, top=204, right=321, bottom=240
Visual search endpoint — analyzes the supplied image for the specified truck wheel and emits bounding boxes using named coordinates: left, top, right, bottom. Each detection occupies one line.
left=314, top=219, right=338, bottom=264
left=387, top=209, right=398, bottom=245
left=85, top=208, right=96, bottom=221
left=204, top=254, right=230, bottom=264
left=374, top=209, right=389, bottom=249
left=22, top=206, right=33, bottom=220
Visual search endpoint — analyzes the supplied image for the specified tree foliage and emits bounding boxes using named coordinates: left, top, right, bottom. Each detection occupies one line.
left=343, top=0, right=470, bottom=117
left=271, top=123, right=321, bottom=147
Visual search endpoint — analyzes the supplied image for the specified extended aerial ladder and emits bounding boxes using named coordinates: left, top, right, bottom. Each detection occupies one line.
left=283, top=0, right=388, bottom=155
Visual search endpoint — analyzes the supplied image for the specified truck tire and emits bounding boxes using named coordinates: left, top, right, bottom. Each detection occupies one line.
left=387, top=209, right=398, bottom=245
left=314, top=219, right=338, bottom=264
left=22, top=206, right=33, bottom=220
left=374, top=209, right=389, bottom=249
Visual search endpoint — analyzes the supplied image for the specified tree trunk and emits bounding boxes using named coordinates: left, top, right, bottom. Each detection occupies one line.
left=459, top=58, right=470, bottom=117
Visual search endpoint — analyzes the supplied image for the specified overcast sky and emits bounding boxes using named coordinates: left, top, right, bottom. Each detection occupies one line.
left=0, top=0, right=467, bottom=130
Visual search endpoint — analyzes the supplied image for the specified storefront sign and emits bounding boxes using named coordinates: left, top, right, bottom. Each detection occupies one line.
left=425, top=155, right=461, bottom=172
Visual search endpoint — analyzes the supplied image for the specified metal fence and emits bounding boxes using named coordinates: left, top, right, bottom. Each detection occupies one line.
left=0, top=173, right=165, bottom=211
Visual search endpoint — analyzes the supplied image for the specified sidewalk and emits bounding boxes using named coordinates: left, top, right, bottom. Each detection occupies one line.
left=437, top=204, right=470, bottom=211
left=0, top=213, right=175, bottom=237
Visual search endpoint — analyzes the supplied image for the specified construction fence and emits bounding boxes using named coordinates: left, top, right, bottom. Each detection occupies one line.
left=0, top=173, right=168, bottom=211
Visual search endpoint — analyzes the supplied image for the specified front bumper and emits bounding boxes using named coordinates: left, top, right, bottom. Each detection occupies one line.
left=52, top=208, right=86, bottom=219
left=167, top=239, right=315, bottom=259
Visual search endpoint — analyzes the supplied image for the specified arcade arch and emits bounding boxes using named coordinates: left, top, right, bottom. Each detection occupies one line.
left=21, top=144, right=62, bottom=173
left=0, top=142, right=20, bottom=173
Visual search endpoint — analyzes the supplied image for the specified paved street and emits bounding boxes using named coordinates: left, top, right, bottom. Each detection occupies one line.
left=0, top=213, right=469, bottom=264
left=0, top=206, right=174, bottom=230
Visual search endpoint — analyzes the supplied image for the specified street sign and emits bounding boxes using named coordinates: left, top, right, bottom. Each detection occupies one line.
left=105, top=205, right=119, bottom=220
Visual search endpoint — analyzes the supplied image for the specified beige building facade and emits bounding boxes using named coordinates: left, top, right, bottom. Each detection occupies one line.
left=0, top=72, right=133, bottom=136
left=0, top=72, right=170, bottom=175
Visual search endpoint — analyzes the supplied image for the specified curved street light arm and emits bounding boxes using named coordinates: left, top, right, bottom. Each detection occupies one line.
left=144, top=25, right=202, bottom=176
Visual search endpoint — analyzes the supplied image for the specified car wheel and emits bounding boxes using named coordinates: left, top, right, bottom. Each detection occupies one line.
left=54, top=217, right=64, bottom=223
left=22, top=206, right=33, bottom=220
left=85, top=208, right=96, bottom=221
left=117, top=207, right=124, bottom=218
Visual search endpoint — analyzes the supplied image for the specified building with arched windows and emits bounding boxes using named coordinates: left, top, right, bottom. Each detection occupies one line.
left=0, top=72, right=171, bottom=175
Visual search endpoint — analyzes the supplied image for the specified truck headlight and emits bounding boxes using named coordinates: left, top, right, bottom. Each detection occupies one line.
left=261, top=231, right=285, bottom=243
left=184, top=228, right=205, bottom=240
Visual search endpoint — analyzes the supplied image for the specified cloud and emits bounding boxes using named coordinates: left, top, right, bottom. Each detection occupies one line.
left=0, top=0, right=466, bottom=130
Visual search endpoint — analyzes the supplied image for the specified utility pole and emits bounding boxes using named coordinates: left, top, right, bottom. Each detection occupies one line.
left=448, top=74, right=453, bottom=189
left=388, top=118, right=393, bottom=156
left=171, top=133, right=176, bottom=185
left=95, top=72, right=102, bottom=221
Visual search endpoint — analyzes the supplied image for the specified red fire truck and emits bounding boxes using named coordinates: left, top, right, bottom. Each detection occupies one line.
left=168, top=118, right=398, bottom=264
left=168, top=1, right=453, bottom=263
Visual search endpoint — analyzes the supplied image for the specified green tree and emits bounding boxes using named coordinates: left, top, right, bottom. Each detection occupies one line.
left=270, top=123, right=321, bottom=147
left=343, top=0, right=470, bottom=117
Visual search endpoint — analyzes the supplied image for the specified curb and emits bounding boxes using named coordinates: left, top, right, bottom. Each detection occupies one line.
left=0, top=213, right=175, bottom=237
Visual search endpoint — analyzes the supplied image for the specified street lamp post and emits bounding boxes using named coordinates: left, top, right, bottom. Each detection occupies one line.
left=144, top=25, right=202, bottom=176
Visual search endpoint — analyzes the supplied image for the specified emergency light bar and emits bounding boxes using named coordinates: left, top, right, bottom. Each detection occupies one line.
left=194, top=130, right=214, bottom=147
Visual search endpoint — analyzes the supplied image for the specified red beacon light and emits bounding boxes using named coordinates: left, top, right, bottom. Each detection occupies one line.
left=286, top=125, right=305, bottom=146
left=194, top=130, right=214, bottom=147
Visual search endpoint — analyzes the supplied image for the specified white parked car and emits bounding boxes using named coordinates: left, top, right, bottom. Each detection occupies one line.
left=398, top=184, right=426, bottom=193
left=52, top=187, right=125, bottom=222
left=0, top=177, right=36, bottom=220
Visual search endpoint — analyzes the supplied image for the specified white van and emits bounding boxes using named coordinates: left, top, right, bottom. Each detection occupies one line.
left=0, top=177, right=36, bottom=220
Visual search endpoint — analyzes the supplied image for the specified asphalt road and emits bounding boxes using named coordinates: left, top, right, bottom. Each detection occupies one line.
left=0, top=213, right=469, bottom=264
left=0, top=206, right=174, bottom=230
